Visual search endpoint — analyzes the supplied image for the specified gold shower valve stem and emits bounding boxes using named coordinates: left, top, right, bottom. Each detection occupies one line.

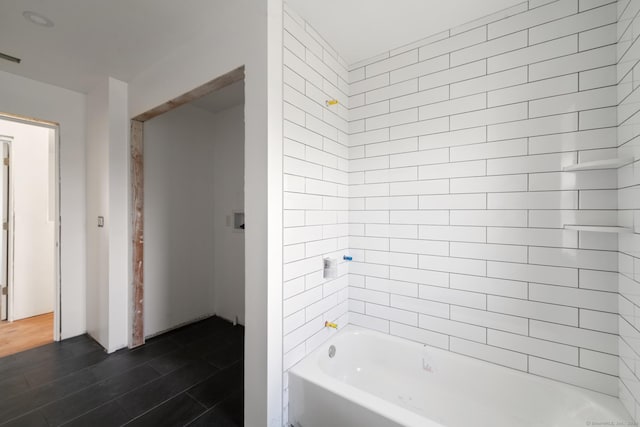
left=325, top=99, right=339, bottom=106
left=325, top=321, right=338, bottom=329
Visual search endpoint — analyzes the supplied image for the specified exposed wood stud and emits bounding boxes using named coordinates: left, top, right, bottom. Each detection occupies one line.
left=131, top=119, right=145, bottom=348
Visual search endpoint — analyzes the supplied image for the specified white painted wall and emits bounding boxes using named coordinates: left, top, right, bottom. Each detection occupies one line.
left=86, top=79, right=109, bottom=346
left=86, top=77, right=129, bottom=352
left=127, top=0, right=283, bottom=424
left=0, top=70, right=86, bottom=339
left=107, top=78, right=129, bottom=351
left=0, top=120, right=55, bottom=320
left=144, top=103, right=216, bottom=336
left=267, top=3, right=285, bottom=424
left=212, top=104, right=246, bottom=325
left=143, top=102, right=244, bottom=335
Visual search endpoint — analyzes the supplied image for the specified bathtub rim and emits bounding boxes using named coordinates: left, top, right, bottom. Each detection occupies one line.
left=288, top=325, right=631, bottom=427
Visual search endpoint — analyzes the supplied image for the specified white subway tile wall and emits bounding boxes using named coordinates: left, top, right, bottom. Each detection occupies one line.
left=617, top=0, right=640, bottom=421
left=282, top=0, right=640, bottom=423
left=282, top=4, right=350, bottom=420
left=347, top=0, right=620, bottom=400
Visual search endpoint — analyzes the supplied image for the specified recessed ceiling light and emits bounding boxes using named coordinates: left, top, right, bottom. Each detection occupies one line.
left=22, top=11, right=54, bottom=28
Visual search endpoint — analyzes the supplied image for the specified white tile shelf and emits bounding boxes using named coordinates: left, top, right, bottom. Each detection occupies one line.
left=562, top=158, right=635, bottom=234
left=563, top=225, right=633, bottom=233
left=562, top=158, right=635, bottom=171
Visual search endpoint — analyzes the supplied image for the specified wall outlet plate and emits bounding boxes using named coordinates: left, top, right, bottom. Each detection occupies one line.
left=233, top=211, right=245, bottom=231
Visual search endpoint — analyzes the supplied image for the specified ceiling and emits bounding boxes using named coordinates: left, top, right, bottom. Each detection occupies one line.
left=0, top=0, right=226, bottom=93
left=0, top=1, right=525, bottom=94
left=191, top=80, right=244, bottom=114
left=286, top=0, right=526, bottom=65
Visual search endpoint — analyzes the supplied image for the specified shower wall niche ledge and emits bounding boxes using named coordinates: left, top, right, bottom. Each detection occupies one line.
left=563, top=225, right=633, bottom=233
left=562, top=157, right=635, bottom=171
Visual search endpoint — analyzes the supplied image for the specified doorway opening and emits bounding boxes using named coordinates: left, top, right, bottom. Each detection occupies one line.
left=0, top=113, right=60, bottom=357
left=130, top=66, right=245, bottom=345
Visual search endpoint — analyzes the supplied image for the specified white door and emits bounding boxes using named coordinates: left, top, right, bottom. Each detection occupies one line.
left=0, top=142, right=9, bottom=320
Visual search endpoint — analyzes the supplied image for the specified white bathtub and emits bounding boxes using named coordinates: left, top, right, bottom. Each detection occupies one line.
left=289, top=326, right=633, bottom=427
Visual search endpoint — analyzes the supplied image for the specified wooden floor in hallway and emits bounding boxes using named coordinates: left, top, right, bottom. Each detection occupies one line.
left=0, top=312, right=54, bottom=358
left=0, top=315, right=244, bottom=427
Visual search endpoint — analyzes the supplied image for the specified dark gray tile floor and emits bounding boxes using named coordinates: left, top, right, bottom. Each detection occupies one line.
left=0, top=316, right=244, bottom=427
